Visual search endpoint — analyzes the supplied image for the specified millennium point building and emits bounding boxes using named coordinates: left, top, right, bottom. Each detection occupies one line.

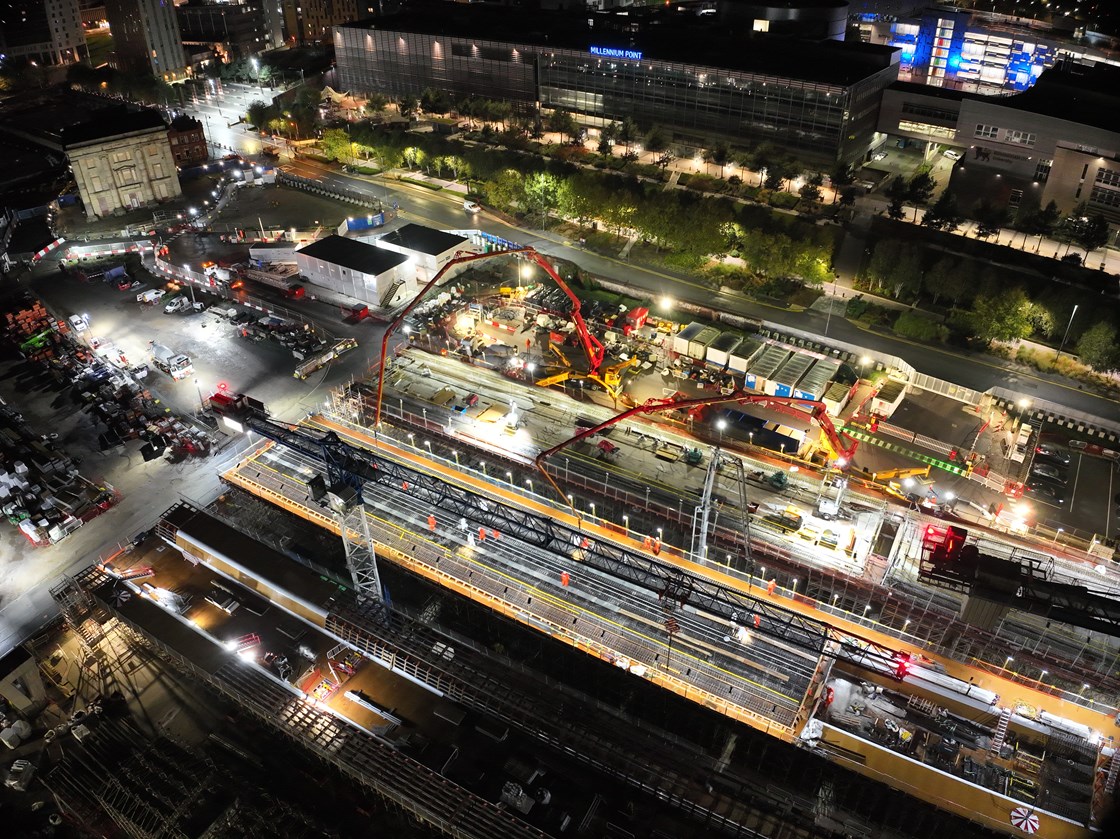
left=335, top=2, right=900, bottom=165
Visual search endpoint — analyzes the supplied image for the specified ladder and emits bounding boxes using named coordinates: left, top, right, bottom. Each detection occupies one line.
left=379, top=277, right=404, bottom=309
left=990, top=706, right=1012, bottom=755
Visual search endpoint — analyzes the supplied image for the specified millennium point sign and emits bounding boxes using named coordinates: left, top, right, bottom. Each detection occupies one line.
left=589, top=46, right=643, bottom=60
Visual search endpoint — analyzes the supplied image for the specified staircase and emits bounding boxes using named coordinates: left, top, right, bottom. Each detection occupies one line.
left=1106, top=749, right=1120, bottom=795
left=379, top=278, right=404, bottom=309
left=989, top=707, right=1012, bottom=755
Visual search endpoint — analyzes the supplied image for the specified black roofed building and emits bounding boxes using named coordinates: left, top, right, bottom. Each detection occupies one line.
left=372, top=222, right=479, bottom=285
left=295, top=234, right=412, bottom=308
left=335, top=2, right=900, bottom=165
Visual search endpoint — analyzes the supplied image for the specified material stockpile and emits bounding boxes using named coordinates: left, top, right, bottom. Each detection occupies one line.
left=0, top=404, right=114, bottom=546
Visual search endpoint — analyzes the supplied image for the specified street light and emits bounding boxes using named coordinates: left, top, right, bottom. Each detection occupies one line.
left=1017, top=398, right=1031, bottom=428
left=452, top=449, right=459, bottom=466
left=480, top=461, right=487, bottom=477
left=716, top=418, right=728, bottom=440
left=859, top=356, right=871, bottom=379
left=1055, top=304, right=1079, bottom=361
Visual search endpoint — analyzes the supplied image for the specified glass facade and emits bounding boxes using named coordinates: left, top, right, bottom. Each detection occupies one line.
left=336, top=24, right=896, bottom=164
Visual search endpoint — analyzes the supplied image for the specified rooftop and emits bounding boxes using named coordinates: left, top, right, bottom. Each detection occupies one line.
left=347, top=3, right=899, bottom=87
left=0, top=88, right=168, bottom=151
left=375, top=223, right=469, bottom=257
left=296, top=234, right=410, bottom=276
left=989, top=59, right=1120, bottom=135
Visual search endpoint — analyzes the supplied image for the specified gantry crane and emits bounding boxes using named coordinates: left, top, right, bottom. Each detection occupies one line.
left=210, top=392, right=385, bottom=604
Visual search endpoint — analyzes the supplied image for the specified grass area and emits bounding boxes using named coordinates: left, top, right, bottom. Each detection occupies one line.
left=85, top=30, right=114, bottom=68
left=768, top=192, right=801, bottom=210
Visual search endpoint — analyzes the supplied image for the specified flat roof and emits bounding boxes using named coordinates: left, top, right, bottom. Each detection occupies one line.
left=376, top=223, right=469, bottom=257
left=296, top=234, right=410, bottom=276
left=0, top=88, right=168, bottom=151
left=987, top=60, right=1120, bottom=134
left=163, top=502, right=344, bottom=611
left=346, top=3, right=899, bottom=87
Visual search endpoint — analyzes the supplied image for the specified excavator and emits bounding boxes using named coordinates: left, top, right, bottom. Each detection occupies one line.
left=536, top=354, right=640, bottom=401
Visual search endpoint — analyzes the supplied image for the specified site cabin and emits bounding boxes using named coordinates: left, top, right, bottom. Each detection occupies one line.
left=621, top=306, right=649, bottom=336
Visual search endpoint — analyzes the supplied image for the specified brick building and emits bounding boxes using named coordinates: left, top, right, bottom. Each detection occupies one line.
left=168, top=115, right=208, bottom=166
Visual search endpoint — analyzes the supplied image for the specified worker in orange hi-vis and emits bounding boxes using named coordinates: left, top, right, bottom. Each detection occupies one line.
left=643, top=535, right=653, bottom=550
left=753, top=614, right=761, bottom=628
left=652, top=538, right=661, bottom=556
left=560, top=571, right=570, bottom=587
left=478, top=527, right=486, bottom=542
left=767, top=579, right=777, bottom=595
left=490, top=529, right=499, bottom=540
left=427, top=514, right=437, bottom=532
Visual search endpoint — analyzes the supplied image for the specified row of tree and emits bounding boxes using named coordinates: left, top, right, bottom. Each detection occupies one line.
left=862, top=238, right=1119, bottom=368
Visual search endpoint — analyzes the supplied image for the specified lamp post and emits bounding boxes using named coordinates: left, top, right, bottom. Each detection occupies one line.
left=717, top=418, right=727, bottom=441
left=1054, top=304, right=1079, bottom=362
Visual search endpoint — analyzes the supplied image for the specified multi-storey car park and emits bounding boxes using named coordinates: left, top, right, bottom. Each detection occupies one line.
left=53, top=246, right=1120, bottom=839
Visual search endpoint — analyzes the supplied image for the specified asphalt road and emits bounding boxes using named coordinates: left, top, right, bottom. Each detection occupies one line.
left=269, top=154, right=1120, bottom=426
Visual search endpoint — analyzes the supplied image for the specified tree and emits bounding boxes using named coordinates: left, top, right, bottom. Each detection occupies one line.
left=922, top=190, right=963, bottom=232
left=546, top=109, right=578, bottom=143
left=246, top=99, right=273, bottom=129
left=655, top=150, right=675, bottom=170
left=1076, top=322, right=1120, bottom=371
left=972, top=199, right=1009, bottom=239
left=799, top=180, right=823, bottom=210
left=886, top=198, right=906, bottom=221
left=838, top=187, right=859, bottom=207
left=889, top=248, right=924, bottom=300
left=906, top=171, right=937, bottom=220
left=419, top=87, right=451, bottom=115
left=321, top=128, right=352, bottom=162
left=885, top=175, right=909, bottom=202
left=597, top=135, right=614, bottom=155
left=399, top=95, right=420, bottom=119
left=485, top=168, right=525, bottom=210
left=643, top=126, right=668, bottom=153
left=829, top=163, right=855, bottom=187
left=968, top=287, right=1034, bottom=343
left=704, top=142, right=732, bottom=178
left=1074, top=213, right=1110, bottom=259
left=523, top=172, right=563, bottom=220
left=864, top=239, right=903, bottom=292
left=617, top=116, right=639, bottom=150
left=923, top=256, right=959, bottom=305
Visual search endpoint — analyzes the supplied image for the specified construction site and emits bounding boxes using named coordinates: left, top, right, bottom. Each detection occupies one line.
left=5, top=246, right=1120, bottom=839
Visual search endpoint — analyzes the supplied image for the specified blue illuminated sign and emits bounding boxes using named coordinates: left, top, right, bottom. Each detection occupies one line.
left=590, top=46, right=642, bottom=61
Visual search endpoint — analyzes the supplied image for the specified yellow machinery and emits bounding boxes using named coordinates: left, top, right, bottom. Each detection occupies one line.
left=535, top=355, right=638, bottom=401
left=870, top=465, right=930, bottom=482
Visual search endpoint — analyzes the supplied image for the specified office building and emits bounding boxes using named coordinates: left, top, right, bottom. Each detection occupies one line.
left=104, top=0, right=189, bottom=80
left=0, top=0, right=88, bottom=66
left=283, top=0, right=367, bottom=44
left=335, top=3, right=899, bottom=165
left=177, top=0, right=284, bottom=62
left=878, top=60, right=1120, bottom=225
left=860, top=5, right=1119, bottom=94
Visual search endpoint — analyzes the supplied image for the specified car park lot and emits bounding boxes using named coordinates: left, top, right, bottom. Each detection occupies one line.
left=1022, top=444, right=1115, bottom=538
left=30, top=262, right=374, bottom=422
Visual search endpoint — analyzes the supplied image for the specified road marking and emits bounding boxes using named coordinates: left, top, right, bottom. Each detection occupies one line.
left=1107, top=464, right=1114, bottom=539
left=1067, top=452, right=1082, bottom=513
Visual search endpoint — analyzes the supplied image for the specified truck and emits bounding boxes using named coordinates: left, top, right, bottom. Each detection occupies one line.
left=237, top=263, right=305, bottom=299
left=137, top=288, right=165, bottom=304
left=149, top=342, right=194, bottom=380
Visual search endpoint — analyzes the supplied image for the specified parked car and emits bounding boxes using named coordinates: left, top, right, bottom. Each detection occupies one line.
left=118, top=278, right=143, bottom=291
left=1030, top=462, right=1067, bottom=484
left=463, top=200, right=481, bottom=213
left=164, top=296, right=191, bottom=314
left=1027, top=477, right=1066, bottom=505
left=6, top=759, right=34, bottom=791
left=1036, top=443, right=1071, bottom=465
left=872, top=150, right=887, bottom=161
left=67, top=314, right=88, bottom=333
left=943, top=149, right=963, bottom=161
